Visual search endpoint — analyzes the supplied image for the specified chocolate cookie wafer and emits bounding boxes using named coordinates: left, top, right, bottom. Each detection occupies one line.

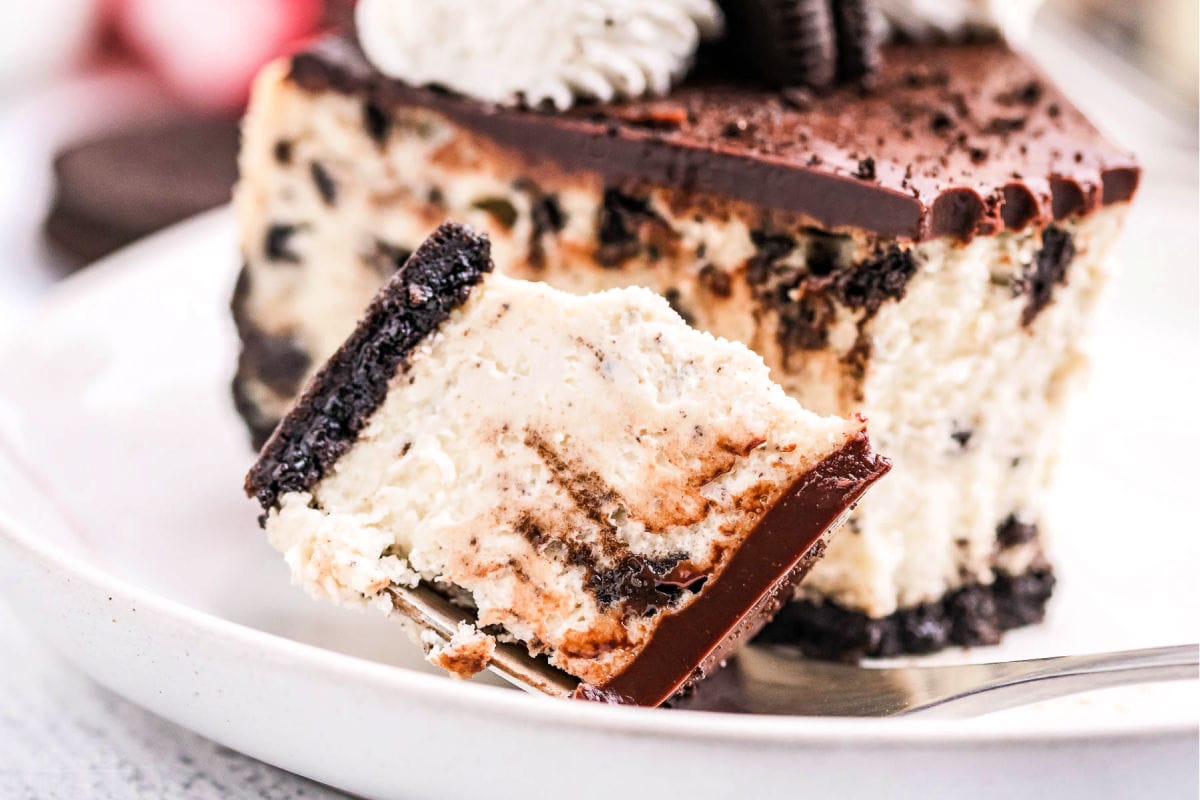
left=718, top=0, right=881, bottom=89
left=720, top=0, right=839, bottom=89
left=833, top=0, right=881, bottom=81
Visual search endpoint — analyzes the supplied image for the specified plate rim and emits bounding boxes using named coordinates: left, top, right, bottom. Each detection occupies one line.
left=0, top=209, right=1194, bottom=745
left=3, top=501, right=1195, bottom=745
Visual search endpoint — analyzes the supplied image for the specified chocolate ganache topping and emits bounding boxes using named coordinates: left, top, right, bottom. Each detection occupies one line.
left=292, top=35, right=1139, bottom=241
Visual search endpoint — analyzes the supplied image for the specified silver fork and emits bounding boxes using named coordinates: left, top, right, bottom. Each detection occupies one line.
left=391, top=582, right=1199, bottom=717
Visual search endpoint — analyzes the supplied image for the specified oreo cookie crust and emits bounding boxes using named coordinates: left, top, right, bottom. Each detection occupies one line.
left=246, top=222, right=492, bottom=511
left=757, top=566, right=1056, bottom=660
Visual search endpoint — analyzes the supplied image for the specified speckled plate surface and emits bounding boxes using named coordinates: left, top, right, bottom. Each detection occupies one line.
left=0, top=210, right=1196, bottom=800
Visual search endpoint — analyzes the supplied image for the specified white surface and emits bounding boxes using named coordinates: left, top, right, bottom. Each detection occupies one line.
left=0, top=210, right=1196, bottom=800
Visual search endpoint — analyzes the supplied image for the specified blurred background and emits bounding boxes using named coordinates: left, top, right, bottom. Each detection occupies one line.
left=0, top=0, right=1196, bottom=339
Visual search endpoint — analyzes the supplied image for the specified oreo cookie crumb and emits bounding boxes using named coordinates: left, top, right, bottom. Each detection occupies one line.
left=699, top=264, right=733, bottom=297
left=836, top=245, right=918, bottom=313
left=310, top=162, right=338, bottom=206
left=1022, top=225, right=1075, bottom=325
left=364, top=101, right=391, bottom=144
left=996, top=514, right=1038, bottom=548
left=265, top=224, right=301, bottom=263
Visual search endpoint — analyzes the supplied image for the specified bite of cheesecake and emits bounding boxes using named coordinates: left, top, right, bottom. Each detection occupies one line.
left=245, top=223, right=889, bottom=704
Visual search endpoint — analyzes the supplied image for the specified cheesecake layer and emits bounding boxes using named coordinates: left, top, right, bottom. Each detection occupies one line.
left=233, top=40, right=1135, bottom=655
left=248, top=223, right=888, bottom=701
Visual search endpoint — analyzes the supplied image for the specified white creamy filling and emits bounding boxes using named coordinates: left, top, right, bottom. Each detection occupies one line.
left=265, top=273, right=855, bottom=682
left=356, top=0, right=723, bottom=110
left=875, top=0, right=1044, bottom=42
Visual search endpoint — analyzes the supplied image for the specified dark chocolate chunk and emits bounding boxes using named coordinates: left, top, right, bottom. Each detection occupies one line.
left=273, top=140, right=293, bottom=164
left=246, top=223, right=493, bottom=513
left=1022, top=225, right=1075, bottom=325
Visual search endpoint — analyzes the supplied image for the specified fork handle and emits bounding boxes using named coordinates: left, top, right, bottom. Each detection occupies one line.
left=903, top=644, right=1199, bottom=719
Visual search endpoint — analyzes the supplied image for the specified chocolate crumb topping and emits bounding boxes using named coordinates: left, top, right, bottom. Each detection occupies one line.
left=246, top=223, right=492, bottom=513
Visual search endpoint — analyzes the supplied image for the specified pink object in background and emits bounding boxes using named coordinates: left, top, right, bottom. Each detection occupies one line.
left=112, top=0, right=325, bottom=110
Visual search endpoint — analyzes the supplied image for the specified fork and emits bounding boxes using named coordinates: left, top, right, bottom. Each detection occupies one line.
left=391, top=582, right=1199, bottom=717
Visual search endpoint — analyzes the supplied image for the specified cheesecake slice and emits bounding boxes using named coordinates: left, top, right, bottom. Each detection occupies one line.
left=245, top=223, right=889, bottom=704
left=231, top=34, right=1138, bottom=658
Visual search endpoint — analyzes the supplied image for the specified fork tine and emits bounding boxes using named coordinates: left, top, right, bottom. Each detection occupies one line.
left=385, top=583, right=578, bottom=698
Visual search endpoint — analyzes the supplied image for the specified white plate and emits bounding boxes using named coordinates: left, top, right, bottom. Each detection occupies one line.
left=0, top=210, right=1196, bottom=799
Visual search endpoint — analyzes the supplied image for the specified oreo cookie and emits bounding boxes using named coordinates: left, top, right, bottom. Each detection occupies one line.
left=834, top=0, right=880, bottom=82
left=718, top=0, right=880, bottom=89
left=45, top=114, right=239, bottom=268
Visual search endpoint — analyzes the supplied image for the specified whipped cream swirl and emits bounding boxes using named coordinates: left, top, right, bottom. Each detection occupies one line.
left=356, top=0, right=723, bottom=110
left=875, top=0, right=1044, bottom=42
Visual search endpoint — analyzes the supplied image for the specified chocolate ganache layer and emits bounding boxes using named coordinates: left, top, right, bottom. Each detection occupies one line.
left=289, top=34, right=1138, bottom=242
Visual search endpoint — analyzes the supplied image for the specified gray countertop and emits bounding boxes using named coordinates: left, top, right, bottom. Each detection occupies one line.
left=0, top=603, right=347, bottom=799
